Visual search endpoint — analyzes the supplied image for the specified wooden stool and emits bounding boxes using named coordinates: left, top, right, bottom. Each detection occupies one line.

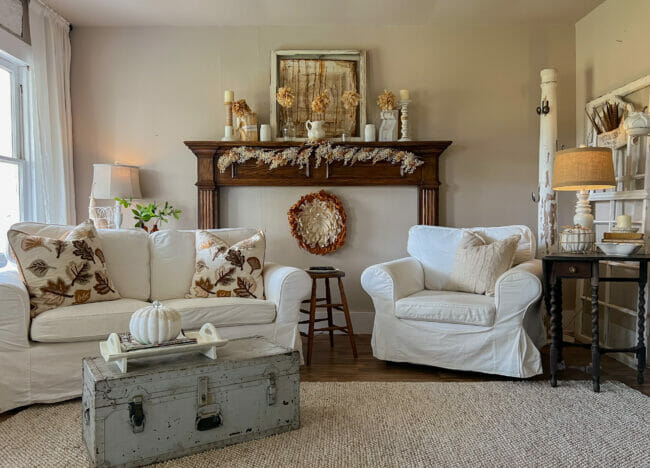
left=300, top=269, right=358, bottom=365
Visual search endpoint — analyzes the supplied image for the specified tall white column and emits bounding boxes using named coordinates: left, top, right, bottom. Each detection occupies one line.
left=537, top=68, right=558, bottom=256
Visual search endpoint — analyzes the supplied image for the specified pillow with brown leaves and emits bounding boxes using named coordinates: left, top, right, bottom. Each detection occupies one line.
left=7, top=220, right=121, bottom=317
left=187, top=231, right=266, bottom=299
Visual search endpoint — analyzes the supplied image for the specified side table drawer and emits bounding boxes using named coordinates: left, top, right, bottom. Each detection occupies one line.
left=555, top=262, right=591, bottom=278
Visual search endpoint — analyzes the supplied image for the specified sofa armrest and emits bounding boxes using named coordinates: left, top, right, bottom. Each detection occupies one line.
left=361, top=257, right=424, bottom=303
left=0, top=269, right=31, bottom=349
left=263, top=262, right=311, bottom=325
left=494, top=259, right=543, bottom=323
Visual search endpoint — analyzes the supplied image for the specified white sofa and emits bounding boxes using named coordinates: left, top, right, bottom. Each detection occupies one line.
left=361, top=225, right=547, bottom=378
left=0, top=223, right=311, bottom=413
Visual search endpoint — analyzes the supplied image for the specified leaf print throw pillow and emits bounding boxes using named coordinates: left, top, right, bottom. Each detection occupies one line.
left=187, top=231, right=266, bottom=299
left=7, top=220, right=121, bottom=317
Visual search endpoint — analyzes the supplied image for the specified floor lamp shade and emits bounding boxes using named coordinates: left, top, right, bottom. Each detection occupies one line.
left=92, top=164, right=142, bottom=199
left=552, top=147, right=615, bottom=230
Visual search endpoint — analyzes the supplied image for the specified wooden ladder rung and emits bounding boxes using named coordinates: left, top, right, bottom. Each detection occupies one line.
left=298, top=318, right=329, bottom=324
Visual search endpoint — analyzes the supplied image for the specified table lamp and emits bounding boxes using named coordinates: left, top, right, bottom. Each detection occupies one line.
left=92, top=163, right=142, bottom=229
left=552, top=147, right=615, bottom=229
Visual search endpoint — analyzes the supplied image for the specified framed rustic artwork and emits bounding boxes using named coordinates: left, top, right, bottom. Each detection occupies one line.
left=270, top=50, right=367, bottom=141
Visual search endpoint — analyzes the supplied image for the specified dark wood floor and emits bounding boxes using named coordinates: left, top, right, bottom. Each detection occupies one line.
left=301, top=334, right=650, bottom=396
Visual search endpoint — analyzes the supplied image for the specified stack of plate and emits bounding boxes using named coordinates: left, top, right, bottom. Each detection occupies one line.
left=597, top=227, right=645, bottom=256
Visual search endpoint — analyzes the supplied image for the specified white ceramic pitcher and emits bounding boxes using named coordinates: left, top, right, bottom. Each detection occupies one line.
left=305, top=120, right=326, bottom=140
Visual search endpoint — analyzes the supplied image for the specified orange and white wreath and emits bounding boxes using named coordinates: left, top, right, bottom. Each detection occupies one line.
left=288, top=190, right=346, bottom=255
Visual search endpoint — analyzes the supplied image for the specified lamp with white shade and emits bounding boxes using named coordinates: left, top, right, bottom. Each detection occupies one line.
left=91, top=163, right=142, bottom=229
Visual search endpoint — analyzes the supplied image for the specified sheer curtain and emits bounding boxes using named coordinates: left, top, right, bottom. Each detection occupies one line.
left=25, top=0, right=75, bottom=225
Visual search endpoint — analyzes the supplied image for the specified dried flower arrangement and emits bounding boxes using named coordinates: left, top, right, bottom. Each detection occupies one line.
left=587, top=101, right=622, bottom=135
left=276, top=87, right=295, bottom=108
left=341, top=90, right=361, bottom=110
left=288, top=190, right=346, bottom=255
left=217, top=144, right=424, bottom=175
left=311, top=90, right=331, bottom=115
left=232, top=99, right=251, bottom=118
left=377, top=89, right=396, bottom=111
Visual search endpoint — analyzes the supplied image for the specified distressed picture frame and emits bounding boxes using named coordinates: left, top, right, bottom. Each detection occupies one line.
left=270, top=49, right=367, bottom=141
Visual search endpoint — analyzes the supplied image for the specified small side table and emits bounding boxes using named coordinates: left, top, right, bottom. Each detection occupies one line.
left=300, top=269, right=358, bottom=365
left=542, top=252, right=649, bottom=392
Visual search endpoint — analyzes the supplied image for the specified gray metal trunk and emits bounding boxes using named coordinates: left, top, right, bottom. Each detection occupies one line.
left=82, top=336, right=300, bottom=467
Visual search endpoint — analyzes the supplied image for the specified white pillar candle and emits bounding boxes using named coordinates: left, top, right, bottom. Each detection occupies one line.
left=616, top=214, right=632, bottom=229
left=399, top=89, right=410, bottom=100
left=224, top=90, right=234, bottom=102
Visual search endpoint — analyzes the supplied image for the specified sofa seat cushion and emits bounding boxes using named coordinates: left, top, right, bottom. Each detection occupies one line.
left=395, top=290, right=496, bottom=327
left=160, top=298, right=276, bottom=330
left=30, top=298, right=149, bottom=342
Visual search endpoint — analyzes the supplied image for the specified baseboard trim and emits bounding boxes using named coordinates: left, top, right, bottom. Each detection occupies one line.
left=298, top=310, right=374, bottom=335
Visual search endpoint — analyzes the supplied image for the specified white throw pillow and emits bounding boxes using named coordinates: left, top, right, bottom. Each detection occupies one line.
left=7, top=220, right=121, bottom=317
left=187, top=230, right=266, bottom=299
left=445, top=231, right=520, bottom=296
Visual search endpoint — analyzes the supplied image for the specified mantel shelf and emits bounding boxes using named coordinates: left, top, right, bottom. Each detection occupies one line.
left=185, top=140, right=452, bottom=229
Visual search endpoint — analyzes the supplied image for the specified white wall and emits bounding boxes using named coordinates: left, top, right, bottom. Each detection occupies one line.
left=70, top=24, right=577, bottom=326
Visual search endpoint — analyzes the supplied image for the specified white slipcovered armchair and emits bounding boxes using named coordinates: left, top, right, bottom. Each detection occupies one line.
left=361, top=225, right=546, bottom=378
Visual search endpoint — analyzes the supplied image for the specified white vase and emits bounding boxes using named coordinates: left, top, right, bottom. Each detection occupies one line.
left=379, top=110, right=399, bottom=141
left=305, top=120, right=326, bottom=140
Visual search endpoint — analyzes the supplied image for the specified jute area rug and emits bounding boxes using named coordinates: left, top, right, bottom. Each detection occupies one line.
left=1, top=381, right=648, bottom=467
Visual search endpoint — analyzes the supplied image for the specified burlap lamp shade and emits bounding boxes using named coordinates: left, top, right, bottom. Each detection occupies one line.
left=552, top=147, right=615, bottom=231
left=552, top=147, right=615, bottom=191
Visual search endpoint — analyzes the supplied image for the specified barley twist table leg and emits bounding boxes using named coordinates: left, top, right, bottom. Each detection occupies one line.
left=591, top=262, right=600, bottom=393
left=637, top=262, right=647, bottom=385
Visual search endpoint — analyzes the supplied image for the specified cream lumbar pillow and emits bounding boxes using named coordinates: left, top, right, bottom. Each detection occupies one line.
left=445, top=231, right=521, bottom=296
left=7, top=220, right=121, bottom=317
left=187, top=231, right=266, bottom=299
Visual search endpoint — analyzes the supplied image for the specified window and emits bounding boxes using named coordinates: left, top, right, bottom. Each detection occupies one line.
left=0, top=53, right=25, bottom=255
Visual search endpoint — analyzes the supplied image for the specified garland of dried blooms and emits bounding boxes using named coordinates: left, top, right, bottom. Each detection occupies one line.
left=288, top=190, right=346, bottom=255
left=377, top=89, right=396, bottom=111
left=217, top=143, right=424, bottom=175
left=276, top=87, right=295, bottom=108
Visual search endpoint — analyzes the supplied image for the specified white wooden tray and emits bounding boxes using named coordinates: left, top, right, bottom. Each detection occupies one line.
left=99, top=323, right=228, bottom=373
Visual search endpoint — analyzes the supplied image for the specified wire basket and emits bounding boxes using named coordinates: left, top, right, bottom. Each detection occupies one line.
left=559, top=227, right=595, bottom=253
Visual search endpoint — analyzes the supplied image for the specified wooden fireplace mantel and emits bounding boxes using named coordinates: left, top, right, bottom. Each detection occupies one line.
left=184, top=140, right=452, bottom=229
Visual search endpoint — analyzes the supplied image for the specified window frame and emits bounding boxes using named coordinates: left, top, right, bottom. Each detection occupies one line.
left=0, top=52, right=27, bottom=222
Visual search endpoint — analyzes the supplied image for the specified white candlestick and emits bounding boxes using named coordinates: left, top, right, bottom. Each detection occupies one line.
left=224, top=90, right=234, bottom=102
left=399, top=99, right=411, bottom=142
left=399, top=89, right=410, bottom=100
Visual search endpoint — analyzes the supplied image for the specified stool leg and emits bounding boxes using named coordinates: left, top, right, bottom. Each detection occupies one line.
left=306, top=279, right=317, bottom=366
left=338, top=277, right=358, bottom=358
left=325, top=278, right=334, bottom=348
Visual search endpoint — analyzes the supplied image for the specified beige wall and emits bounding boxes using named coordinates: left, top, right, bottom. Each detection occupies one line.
left=70, top=24, right=577, bottom=323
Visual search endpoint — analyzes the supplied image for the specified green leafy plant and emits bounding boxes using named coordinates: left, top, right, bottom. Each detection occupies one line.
left=115, top=198, right=182, bottom=232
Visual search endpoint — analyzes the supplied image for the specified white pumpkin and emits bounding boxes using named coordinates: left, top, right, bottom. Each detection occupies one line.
left=129, top=301, right=182, bottom=345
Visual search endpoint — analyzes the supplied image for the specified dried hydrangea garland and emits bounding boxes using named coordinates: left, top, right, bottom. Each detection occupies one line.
left=217, top=143, right=424, bottom=175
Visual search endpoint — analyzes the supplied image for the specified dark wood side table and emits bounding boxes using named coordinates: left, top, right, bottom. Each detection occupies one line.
left=300, top=269, right=358, bottom=365
left=542, top=253, right=649, bottom=392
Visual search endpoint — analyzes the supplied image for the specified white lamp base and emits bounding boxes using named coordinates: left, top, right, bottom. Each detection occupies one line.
left=114, top=200, right=123, bottom=229
left=573, top=189, right=594, bottom=229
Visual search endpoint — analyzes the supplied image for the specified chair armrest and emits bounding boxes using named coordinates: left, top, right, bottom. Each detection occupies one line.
left=0, top=269, right=31, bottom=349
left=494, top=259, right=543, bottom=322
left=361, top=257, right=424, bottom=303
left=263, top=262, right=311, bottom=325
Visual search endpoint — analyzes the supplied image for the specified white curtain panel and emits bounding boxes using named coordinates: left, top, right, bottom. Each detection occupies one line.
left=25, top=1, right=75, bottom=224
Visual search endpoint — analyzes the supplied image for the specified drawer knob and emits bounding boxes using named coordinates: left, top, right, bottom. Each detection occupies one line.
left=568, top=266, right=577, bottom=274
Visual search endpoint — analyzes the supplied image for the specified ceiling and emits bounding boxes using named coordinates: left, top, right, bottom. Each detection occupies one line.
left=42, top=0, right=605, bottom=27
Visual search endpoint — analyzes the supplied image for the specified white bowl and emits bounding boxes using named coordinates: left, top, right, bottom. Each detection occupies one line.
left=596, top=243, right=643, bottom=256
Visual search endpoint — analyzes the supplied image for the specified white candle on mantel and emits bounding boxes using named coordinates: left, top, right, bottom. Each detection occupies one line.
left=224, top=90, right=234, bottom=103
left=399, top=89, right=410, bottom=100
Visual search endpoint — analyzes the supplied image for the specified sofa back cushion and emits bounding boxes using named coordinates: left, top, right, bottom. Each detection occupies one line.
left=407, top=225, right=535, bottom=290
left=149, top=228, right=259, bottom=301
left=9, top=222, right=150, bottom=301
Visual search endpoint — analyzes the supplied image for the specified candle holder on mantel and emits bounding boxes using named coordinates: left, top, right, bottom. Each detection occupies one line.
left=222, top=101, right=235, bottom=141
left=399, top=99, right=412, bottom=141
